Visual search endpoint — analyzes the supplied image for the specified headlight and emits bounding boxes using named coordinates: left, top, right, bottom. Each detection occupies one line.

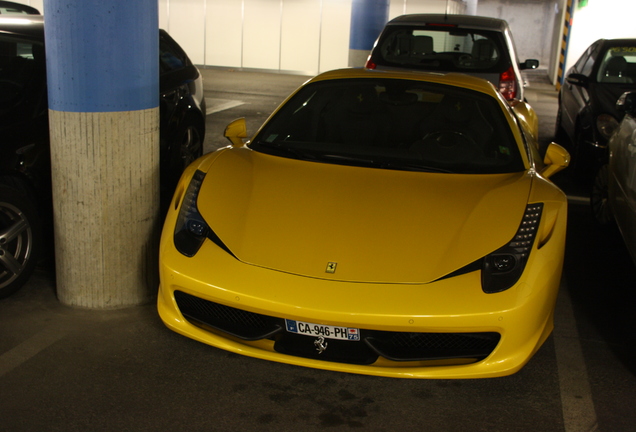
left=174, top=170, right=208, bottom=257
left=596, top=114, right=619, bottom=140
left=481, top=203, right=543, bottom=293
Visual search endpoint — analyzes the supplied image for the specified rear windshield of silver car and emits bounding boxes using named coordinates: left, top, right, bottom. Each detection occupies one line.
left=250, top=78, right=524, bottom=174
left=373, top=25, right=511, bottom=73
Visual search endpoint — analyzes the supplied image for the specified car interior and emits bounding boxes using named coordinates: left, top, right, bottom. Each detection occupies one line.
left=598, top=51, right=636, bottom=83
left=378, top=28, right=503, bottom=71
left=254, top=79, right=523, bottom=174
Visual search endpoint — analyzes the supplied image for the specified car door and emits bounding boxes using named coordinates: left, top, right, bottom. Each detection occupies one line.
left=609, top=108, right=636, bottom=262
left=561, top=43, right=599, bottom=137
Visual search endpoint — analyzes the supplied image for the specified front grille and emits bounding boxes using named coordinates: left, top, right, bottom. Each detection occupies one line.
left=174, top=290, right=282, bottom=340
left=364, top=331, right=500, bottom=362
left=174, top=291, right=500, bottom=364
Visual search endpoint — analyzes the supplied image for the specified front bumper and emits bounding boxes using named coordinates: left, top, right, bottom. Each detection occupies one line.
left=157, top=230, right=564, bottom=379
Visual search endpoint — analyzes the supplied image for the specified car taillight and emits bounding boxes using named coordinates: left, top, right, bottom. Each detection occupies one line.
left=365, top=55, right=376, bottom=69
left=499, top=66, right=517, bottom=100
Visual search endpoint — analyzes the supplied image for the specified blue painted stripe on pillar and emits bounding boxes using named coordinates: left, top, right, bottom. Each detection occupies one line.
left=349, top=0, right=389, bottom=51
left=43, top=0, right=158, bottom=113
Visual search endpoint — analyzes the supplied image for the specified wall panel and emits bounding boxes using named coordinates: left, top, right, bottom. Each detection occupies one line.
left=404, top=0, right=463, bottom=15
left=206, top=0, right=243, bottom=67
left=165, top=0, right=206, bottom=65
left=319, top=0, right=351, bottom=73
left=158, top=0, right=169, bottom=29
left=280, top=0, right=320, bottom=73
left=24, top=0, right=43, bottom=12
left=243, top=0, right=281, bottom=70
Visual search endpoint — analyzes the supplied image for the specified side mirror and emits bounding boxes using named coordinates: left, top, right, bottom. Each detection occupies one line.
left=565, top=73, right=589, bottom=88
left=520, top=59, right=539, bottom=70
left=224, top=118, right=247, bottom=147
left=616, top=91, right=636, bottom=117
left=541, top=142, right=570, bottom=179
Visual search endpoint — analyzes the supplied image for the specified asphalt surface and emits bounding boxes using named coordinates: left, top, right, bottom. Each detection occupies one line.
left=1, top=68, right=635, bottom=432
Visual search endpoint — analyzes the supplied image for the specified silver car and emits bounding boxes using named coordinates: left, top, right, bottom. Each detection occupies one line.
left=592, top=91, right=636, bottom=265
left=365, top=14, right=539, bottom=101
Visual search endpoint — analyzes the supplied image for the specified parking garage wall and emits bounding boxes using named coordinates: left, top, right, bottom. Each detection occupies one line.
left=157, top=0, right=464, bottom=74
left=564, top=0, right=636, bottom=73
left=476, top=0, right=556, bottom=68
left=13, top=0, right=636, bottom=81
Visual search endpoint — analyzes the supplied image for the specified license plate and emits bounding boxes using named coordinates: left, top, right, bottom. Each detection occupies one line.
left=285, top=319, right=360, bottom=341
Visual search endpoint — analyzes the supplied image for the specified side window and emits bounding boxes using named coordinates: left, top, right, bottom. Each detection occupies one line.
left=0, top=38, right=45, bottom=112
left=580, top=53, right=596, bottom=77
left=573, top=44, right=593, bottom=73
left=159, top=38, right=187, bottom=73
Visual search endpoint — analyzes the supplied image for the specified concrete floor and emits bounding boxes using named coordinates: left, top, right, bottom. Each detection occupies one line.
left=1, top=68, right=635, bottom=432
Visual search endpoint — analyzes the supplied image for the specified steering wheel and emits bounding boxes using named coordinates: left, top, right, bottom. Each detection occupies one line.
left=458, top=54, right=473, bottom=66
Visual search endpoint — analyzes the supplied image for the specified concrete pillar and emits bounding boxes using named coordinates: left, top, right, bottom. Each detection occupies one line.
left=44, top=0, right=160, bottom=308
left=348, top=0, right=389, bottom=67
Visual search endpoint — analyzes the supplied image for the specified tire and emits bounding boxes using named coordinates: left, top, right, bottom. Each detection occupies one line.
left=590, top=164, right=613, bottom=226
left=0, top=184, right=41, bottom=298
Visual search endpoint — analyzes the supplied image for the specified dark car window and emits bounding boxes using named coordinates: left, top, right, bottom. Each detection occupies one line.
left=251, top=78, right=524, bottom=174
left=0, top=36, right=45, bottom=118
left=573, top=44, right=593, bottom=73
left=159, top=32, right=189, bottom=73
left=372, top=25, right=510, bottom=73
left=580, top=52, right=596, bottom=77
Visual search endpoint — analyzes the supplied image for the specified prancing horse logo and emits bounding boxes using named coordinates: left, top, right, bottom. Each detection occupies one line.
left=314, top=336, right=328, bottom=354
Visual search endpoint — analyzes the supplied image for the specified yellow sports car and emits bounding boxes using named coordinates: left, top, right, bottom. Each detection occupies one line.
left=158, top=68, right=570, bottom=379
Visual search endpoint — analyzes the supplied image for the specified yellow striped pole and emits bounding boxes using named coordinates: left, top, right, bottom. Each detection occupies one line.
left=556, top=0, right=574, bottom=91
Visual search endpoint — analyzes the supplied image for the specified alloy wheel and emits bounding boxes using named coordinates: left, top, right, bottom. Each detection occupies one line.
left=0, top=200, right=34, bottom=292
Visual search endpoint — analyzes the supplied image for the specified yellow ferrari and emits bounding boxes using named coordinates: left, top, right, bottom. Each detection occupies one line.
left=158, top=68, right=570, bottom=379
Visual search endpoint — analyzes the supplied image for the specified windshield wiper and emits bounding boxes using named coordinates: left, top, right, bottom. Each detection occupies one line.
left=379, top=162, right=454, bottom=173
left=254, top=141, right=316, bottom=160
left=318, top=154, right=453, bottom=173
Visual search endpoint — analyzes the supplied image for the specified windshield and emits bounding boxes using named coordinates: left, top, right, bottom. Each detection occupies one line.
left=250, top=78, right=524, bottom=174
left=373, top=25, right=509, bottom=73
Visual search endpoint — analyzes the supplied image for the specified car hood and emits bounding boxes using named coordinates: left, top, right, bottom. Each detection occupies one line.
left=196, top=149, right=532, bottom=283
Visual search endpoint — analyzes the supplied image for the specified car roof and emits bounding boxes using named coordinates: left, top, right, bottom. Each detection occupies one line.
left=306, top=67, right=503, bottom=98
left=386, top=14, right=509, bottom=33
left=598, top=38, right=636, bottom=46
left=0, top=14, right=44, bottom=38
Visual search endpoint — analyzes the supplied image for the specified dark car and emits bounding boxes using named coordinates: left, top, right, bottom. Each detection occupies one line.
left=0, top=14, right=206, bottom=298
left=591, top=91, right=636, bottom=265
left=556, top=38, right=636, bottom=177
left=364, top=14, right=539, bottom=102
